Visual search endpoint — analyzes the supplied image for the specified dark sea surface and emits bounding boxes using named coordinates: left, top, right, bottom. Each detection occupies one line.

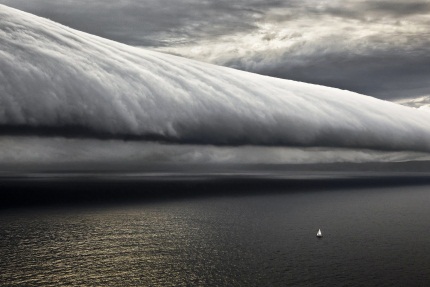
left=1, top=179, right=430, bottom=286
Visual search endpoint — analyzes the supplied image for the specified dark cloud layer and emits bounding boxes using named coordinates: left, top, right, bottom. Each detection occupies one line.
left=1, top=0, right=429, bottom=100
left=223, top=47, right=430, bottom=99
left=319, top=1, right=430, bottom=20
left=0, top=0, right=271, bottom=46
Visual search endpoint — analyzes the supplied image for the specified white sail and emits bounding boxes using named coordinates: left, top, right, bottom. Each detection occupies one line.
left=317, top=229, right=322, bottom=237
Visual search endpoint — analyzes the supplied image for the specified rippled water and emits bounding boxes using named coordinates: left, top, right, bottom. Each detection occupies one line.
left=1, top=185, right=430, bottom=286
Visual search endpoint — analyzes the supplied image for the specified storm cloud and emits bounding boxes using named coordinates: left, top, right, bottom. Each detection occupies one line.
left=1, top=0, right=429, bottom=100
left=2, top=4, right=430, bottom=156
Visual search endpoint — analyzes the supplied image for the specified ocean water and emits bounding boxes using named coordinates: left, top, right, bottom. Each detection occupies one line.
left=1, top=184, right=430, bottom=286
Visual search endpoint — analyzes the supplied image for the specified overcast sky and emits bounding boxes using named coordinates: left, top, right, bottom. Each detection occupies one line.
left=1, top=0, right=429, bottom=100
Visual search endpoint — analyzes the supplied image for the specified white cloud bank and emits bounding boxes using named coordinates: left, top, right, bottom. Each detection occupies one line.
left=1, top=4, right=430, bottom=165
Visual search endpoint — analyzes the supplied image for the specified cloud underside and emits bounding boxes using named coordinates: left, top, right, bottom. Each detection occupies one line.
left=1, top=137, right=429, bottom=166
left=1, top=5, right=430, bottom=166
left=1, top=0, right=430, bottom=99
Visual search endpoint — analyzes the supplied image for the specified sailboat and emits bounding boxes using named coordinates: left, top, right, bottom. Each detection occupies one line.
left=316, top=229, right=322, bottom=238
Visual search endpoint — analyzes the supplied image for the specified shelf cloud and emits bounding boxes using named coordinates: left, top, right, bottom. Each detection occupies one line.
left=1, top=4, right=430, bottom=165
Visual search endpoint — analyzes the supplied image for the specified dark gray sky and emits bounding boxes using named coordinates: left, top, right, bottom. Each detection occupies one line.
left=1, top=0, right=430, bottom=100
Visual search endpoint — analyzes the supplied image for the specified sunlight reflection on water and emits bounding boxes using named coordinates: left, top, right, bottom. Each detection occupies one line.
left=1, top=185, right=430, bottom=286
